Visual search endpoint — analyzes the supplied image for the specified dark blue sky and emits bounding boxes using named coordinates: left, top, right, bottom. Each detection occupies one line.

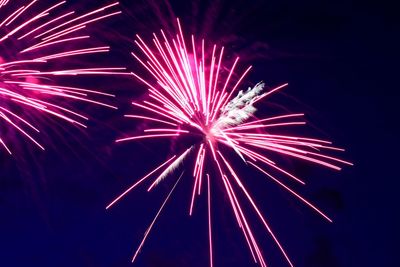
left=0, top=0, right=397, bottom=266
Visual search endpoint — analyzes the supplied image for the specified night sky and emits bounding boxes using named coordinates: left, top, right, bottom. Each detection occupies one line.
left=0, top=0, right=397, bottom=266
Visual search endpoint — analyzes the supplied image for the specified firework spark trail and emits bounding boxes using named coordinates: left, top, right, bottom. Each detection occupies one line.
left=207, top=174, right=213, bottom=267
left=131, top=171, right=184, bottom=263
left=108, top=18, right=352, bottom=266
left=0, top=1, right=8, bottom=9
left=0, top=0, right=125, bottom=154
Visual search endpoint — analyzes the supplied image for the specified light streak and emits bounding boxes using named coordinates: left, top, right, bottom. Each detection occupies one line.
left=108, top=18, right=352, bottom=266
left=0, top=0, right=125, bottom=154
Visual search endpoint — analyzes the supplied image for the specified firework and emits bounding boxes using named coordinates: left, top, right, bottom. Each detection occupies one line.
left=108, top=19, right=352, bottom=266
left=0, top=0, right=125, bottom=154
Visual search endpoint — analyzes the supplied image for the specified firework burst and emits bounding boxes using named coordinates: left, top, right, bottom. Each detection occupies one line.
left=0, top=0, right=125, bottom=154
left=108, top=19, right=352, bottom=266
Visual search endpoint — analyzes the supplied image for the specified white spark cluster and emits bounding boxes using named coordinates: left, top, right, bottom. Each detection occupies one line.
left=214, top=82, right=265, bottom=130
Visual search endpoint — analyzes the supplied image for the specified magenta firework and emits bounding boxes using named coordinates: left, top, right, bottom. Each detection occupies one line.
left=108, top=19, right=352, bottom=266
left=0, top=1, right=124, bottom=154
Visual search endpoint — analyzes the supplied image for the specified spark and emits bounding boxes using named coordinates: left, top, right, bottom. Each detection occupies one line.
left=131, top=171, right=184, bottom=263
left=0, top=0, right=125, bottom=154
left=108, top=18, right=352, bottom=266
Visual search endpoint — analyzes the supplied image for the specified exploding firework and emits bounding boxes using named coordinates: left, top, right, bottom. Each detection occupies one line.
left=108, top=19, right=352, bottom=266
left=0, top=1, right=125, bottom=154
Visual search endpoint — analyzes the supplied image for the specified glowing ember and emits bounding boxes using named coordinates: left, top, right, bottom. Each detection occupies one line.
left=108, top=18, right=352, bottom=266
left=0, top=0, right=125, bottom=154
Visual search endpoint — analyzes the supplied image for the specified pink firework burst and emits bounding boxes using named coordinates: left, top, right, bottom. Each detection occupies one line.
left=108, top=19, right=352, bottom=266
left=0, top=0, right=125, bottom=154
